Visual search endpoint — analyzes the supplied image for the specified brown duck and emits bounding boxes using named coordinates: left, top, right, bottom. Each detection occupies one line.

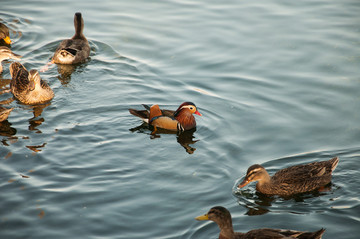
left=129, top=102, right=201, bottom=132
left=0, top=23, right=11, bottom=45
left=0, top=46, right=21, bottom=73
left=52, top=12, right=90, bottom=64
left=196, top=206, right=325, bottom=239
left=10, top=62, right=54, bottom=104
left=238, top=157, right=339, bottom=196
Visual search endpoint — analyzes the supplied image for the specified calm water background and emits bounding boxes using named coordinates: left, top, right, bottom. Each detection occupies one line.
left=1, top=0, right=360, bottom=238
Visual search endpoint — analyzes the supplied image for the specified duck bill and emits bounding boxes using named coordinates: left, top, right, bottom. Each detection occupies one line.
left=29, top=80, right=35, bottom=91
left=4, top=36, right=11, bottom=45
left=238, top=178, right=250, bottom=188
left=195, top=214, right=209, bottom=221
left=194, top=110, right=202, bottom=116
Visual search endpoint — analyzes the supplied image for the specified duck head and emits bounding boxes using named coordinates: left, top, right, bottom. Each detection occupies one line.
left=174, top=102, right=201, bottom=131
left=0, top=23, right=11, bottom=45
left=28, top=69, right=42, bottom=91
left=174, top=102, right=202, bottom=117
left=238, top=164, right=269, bottom=188
left=196, top=206, right=233, bottom=230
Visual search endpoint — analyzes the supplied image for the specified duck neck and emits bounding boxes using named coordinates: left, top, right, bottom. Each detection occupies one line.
left=174, top=111, right=195, bottom=130
left=74, top=15, right=86, bottom=40
left=256, top=171, right=272, bottom=190
left=218, top=220, right=236, bottom=239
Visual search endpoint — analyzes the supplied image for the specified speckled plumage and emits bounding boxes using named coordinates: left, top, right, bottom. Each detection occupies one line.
left=52, top=12, right=90, bottom=64
left=10, top=62, right=54, bottom=104
left=196, top=206, right=325, bottom=239
left=239, top=157, right=339, bottom=196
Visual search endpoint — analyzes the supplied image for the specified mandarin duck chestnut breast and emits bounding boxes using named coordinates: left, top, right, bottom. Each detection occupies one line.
left=196, top=206, right=325, bottom=239
left=238, top=157, right=339, bottom=196
left=129, top=102, right=201, bottom=132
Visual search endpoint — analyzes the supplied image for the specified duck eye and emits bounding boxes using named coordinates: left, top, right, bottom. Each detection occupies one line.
left=190, top=107, right=194, bottom=110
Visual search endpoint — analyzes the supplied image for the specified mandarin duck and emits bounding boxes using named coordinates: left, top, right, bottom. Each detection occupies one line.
left=10, top=62, right=54, bottom=104
left=0, top=106, right=13, bottom=122
left=238, top=157, right=339, bottom=196
left=129, top=102, right=201, bottom=132
left=52, top=12, right=90, bottom=64
left=196, top=206, right=325, bottom=239
left=0, top=46, right=21, bottom=73
left=0, top=23, right=11, bottom=45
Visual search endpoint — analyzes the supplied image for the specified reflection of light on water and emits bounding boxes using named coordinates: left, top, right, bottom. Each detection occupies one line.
left=331, top=205, right=352, bottom=209
left=190, top=87, right=219, bottom=97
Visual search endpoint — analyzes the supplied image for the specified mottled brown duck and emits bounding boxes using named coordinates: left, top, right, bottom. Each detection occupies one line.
left=196, top=206, right=325, bottom=239
left=238, top=157, right=339, bottom=196
left=0, top=23, right=11, bottom=45
left=0, top=46, right=21, bottom=73
left=129, top=102, right=202, bottom=132
left=52, top=12, right=90, bottom=64
left=10, top=62, right=54, bottom=104
left=0, top=106, right=13, bottom=122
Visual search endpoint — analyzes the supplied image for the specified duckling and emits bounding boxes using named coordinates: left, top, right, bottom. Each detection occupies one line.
left=52, top=12, right=90, bottom=64
left=129, top=102, right=202, bottom=132
left=196, top=206, right=325, bottom=239
left=238, top=157, right=339, bottom=196
left=0, top=23, right=11, bottom=45
left=0, top=106, right=13, bottom=122
left=10, top=62, right=54, bottom=104
left=0, top=46, right=21, bottom=73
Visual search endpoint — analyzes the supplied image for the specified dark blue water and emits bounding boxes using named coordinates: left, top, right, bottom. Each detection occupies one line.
left=1, top=0, right=359, bottom=238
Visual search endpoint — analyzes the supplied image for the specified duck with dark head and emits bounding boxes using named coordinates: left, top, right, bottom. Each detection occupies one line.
left=196, top=206, right=325, bottom=239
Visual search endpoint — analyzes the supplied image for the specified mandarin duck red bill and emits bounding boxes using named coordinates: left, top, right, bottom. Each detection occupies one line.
left=129, top=102, right=201, bottom=132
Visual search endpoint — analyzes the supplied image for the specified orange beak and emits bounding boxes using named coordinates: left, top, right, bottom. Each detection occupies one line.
left=238, top=178, right=250, bottom=188
left=4, top=36, right=11, bottom=45
left=194, top=110, right=202, bottom=116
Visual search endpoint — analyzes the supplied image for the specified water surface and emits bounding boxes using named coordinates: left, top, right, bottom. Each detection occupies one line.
left=1, top=0, right=360, bottom=238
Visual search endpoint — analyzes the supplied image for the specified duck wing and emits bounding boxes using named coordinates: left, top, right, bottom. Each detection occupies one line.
left=11, top=65, right=29, bottom=93
left=243, top=228, right=325, bottom=239
left=272, top=158, right=338, bottom=184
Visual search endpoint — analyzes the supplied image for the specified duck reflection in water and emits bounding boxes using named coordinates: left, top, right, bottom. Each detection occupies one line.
left=234, top=182, right=333, bottom=216
left=0, top=119, right=16, bottom=137
left=28, top=102, right=51, bottom=133
left=129, top=123, right=199, bottom=154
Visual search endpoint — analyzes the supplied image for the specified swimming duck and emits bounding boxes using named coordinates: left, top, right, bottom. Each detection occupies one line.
left=10, top=62, right=54, bottom=104
left=52, top=12, right=90, bottom=64
left=238, top=157, right=339, bottom=196
left=0, top=106, right=13, bottom=122
left=0, top=46, right=21, bottom=73
left=0, top=23, right=11, bottom=45
left=129, top=102, right=201, bottom=132
left=196, top=206, right=325, bottom=239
